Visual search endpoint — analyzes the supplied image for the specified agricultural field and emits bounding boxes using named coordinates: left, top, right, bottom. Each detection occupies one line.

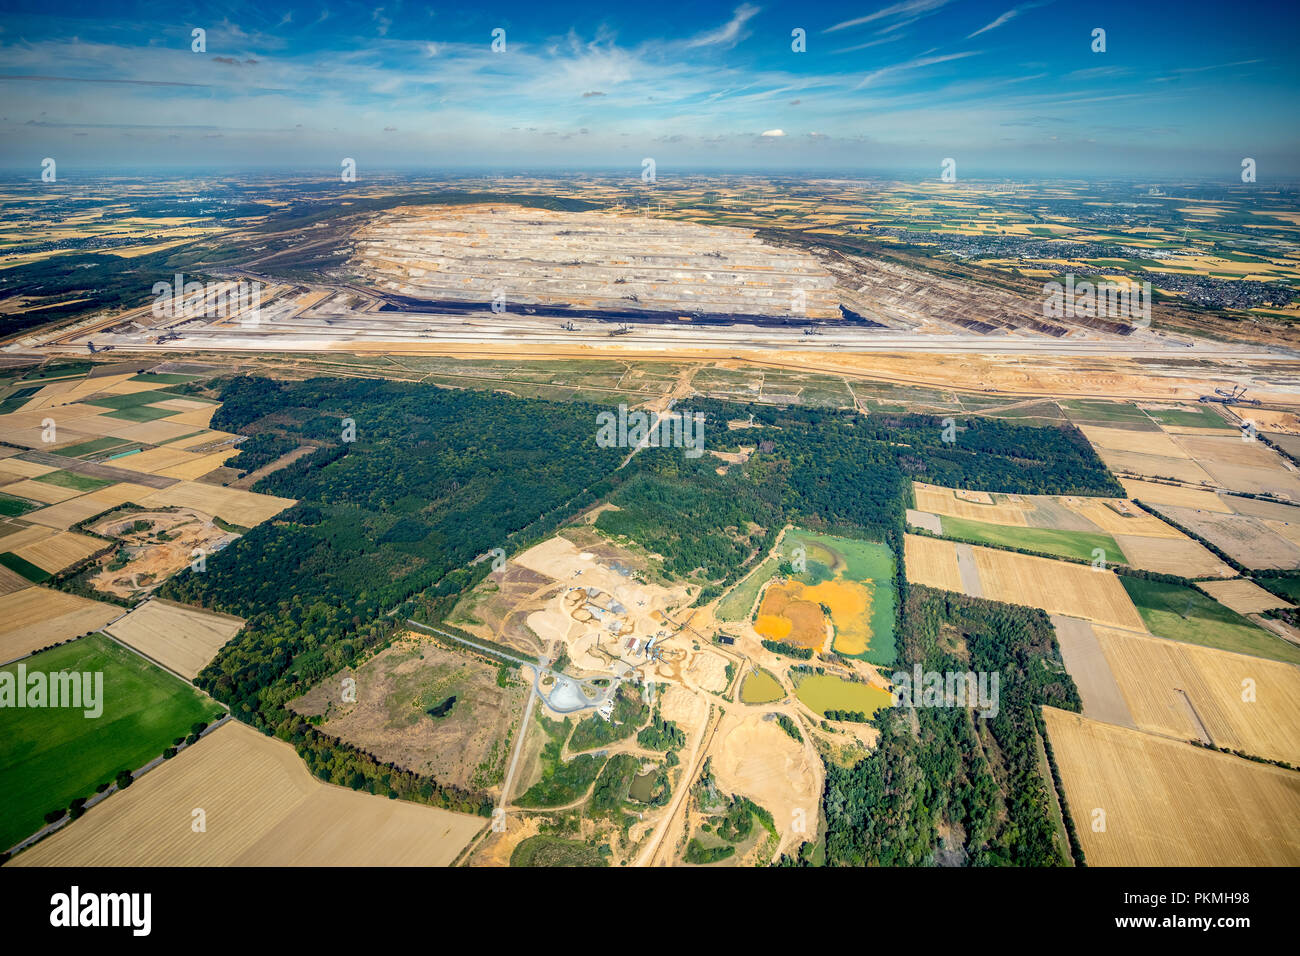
left=1119, top=577, right=1300, bottom=664
left=105, top=599, right=244, bottom=681
left=0, top=633, right=219, bottom=851
left=1050, top=615, right=1136, bottom=729
left=290, top=633, right=529, bottom=793
left=906, top=534, right=1146, bottom=631
left=0, top=586, right=121, bottom=662
left=1085, top=417, right=1300, bottom=499
left=1043, top=707, right=1300, bottom=866
left=133, top=480, right=295, bottom=527
left=903, top=533, right=964, bottom=592
left=971, top=546, right=1146, bottom=630
left=909, top=481, right=1229, bottom=576
left=1094, top=627, right=1300, bottom=765
left=11, top=721, right=484, bottom=865
left=1196, top=577, right=1292, bottom=615
left=935, top=514, right=1121, bottom=563
left=1148, top=504, right=1300, bottom=570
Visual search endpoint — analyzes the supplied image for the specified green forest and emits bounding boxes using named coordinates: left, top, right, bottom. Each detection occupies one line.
left=814, top=587, right=1083, bottom=867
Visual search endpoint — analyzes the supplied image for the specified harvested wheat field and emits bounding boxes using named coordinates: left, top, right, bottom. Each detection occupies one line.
left=100, top=419, right=201, bottom=445
left=23, top=496, right=112, bottom=530
left=1081, top=426, right=1190, bottom=458
left=0, top=586, right=121, bottom=661
left=1094, top=626, right=1300, bottom=765
left=710, top=707, right=821, bottom=859
left=1154, top=506, right=1300, bottom=570
left=155, top=448, right=240, bottom=481
left=1228, top=495, right=1300, bottom=522
left=0, top=458, right=55, bottom=482
left=1119, top=478, right=1231, bottom=511
left=0, top=478, right=81, bottom=505
left=0, top=522, right=55, bottom=551
left=0, top=565, right=29, bottom=597
left=163, top=405, right=217, bottom=429
left=111, top=447, right=202, bottom=475
left=903, top=533, right=963, bottom=592
left=1043, top=707, right=1300, bottom=866
left=1095, top=449, right=1216, bottom=484
left=1176, top=435, right=1300, bottom=499
left=912, top=482, right=1027, bottom=524
left=12, top=720, right=485, bottom=866
left=1111, top=534, right=1234, bottom=577
left=83, top=481, right=164, bottom=510
left=139, top=480, right=295, bottom=526
left=11, top=529, right=105, bottom=574
left=105, top=599, right=244, bottom=680
left=1196, top=578, right=1292, bottom=614
left=971, top=546, right=1147, bottom=631
left=1062, top=498, right=1181, bottom=537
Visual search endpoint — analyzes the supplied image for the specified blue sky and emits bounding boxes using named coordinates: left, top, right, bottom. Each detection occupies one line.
left=2, top=0, right=1297, bottom=178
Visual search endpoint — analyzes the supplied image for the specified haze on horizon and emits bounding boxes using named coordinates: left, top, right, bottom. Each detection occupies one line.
left=1, top=0, right=1298, bottom=180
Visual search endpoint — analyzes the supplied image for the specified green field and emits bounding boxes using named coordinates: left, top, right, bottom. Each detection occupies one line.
left=0, top=551, right=51, bottom=583
left=0, top=386, right=43, bottom=414
left=938, top=515, right=1126, bottom=564
left=715, top=554, right=780, bottom=622
left=0, top=634, right=219, bottom=850
left=54, top=436, right=133, bottom=459
left=1256, top=575, right=1300, bottom=603
left=1119, top=577, right=1300, bottom=665
left=0, top=493, right=38, bottom=517
left=1058, top=399, right=1155, bottom=427
left=32, top=470, right=113, bottom=492
left=1141, top=405, right=1233, bottom=429
left=102, top=404, right=179, bottom=423
left=740, top=667, right=785, bottom=704
left=81, top=390, right=187, bottom=410
left=510, top=834, right=608, bottom=867
left=794, top=674, right=894, bottom=719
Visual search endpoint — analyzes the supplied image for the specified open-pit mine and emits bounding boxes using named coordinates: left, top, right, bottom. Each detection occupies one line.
left=22, top=203, right=1287, bottom=363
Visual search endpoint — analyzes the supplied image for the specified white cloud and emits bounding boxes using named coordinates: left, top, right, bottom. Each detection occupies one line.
left=825, top=0, right=953, bottom=34
left=966, top=9, right=1018, bottom=39
left=686, top=4, right=761, bottom=49
left=761, top=128, right=785, bottom=136
left=855, top=50, right=983, bottom=89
